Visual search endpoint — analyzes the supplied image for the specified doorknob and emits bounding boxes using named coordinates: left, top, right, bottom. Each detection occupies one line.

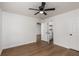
left=69, top=34, right=72, bottom=36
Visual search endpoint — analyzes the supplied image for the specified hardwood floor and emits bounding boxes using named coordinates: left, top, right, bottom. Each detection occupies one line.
left=1, top=41, right=79, bottom=56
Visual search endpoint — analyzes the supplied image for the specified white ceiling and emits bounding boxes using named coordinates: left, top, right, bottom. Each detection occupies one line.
left=0, top=2, right=79, bottom=19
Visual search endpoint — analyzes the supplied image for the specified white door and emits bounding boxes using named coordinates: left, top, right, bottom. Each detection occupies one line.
left=53, top=15, right=78, bottom=50
left=65, top=17, right=78, bottom=50
left=75, top=18, right=79, bottom=51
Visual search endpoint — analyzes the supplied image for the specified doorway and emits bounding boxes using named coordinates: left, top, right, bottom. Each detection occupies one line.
left=36, top=23, right=41, bottom=43
left=41, top=21, right=53, bottom=44
left=47, top=22, right=53, bottom=44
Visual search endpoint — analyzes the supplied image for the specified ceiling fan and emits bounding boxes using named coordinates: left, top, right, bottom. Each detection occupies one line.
left=29, top=2, right=55, bottom=15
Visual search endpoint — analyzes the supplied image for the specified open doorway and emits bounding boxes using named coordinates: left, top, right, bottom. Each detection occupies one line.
left=47, top=23, right=53, bottom=44
left=41, top=22, right=53, bottom=44
left=36, top=23, right=41, bottom=43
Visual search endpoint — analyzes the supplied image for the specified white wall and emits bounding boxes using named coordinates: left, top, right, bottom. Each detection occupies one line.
left=2, top=12, right=40, bottom=49
left=37, top=24, right=41, bottom=34
left=42, top=9, right=79, bottom=51
left=0, top=9, right=2, bottom=55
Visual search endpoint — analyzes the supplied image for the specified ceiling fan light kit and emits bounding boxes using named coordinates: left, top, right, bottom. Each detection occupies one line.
left=40, top=11, right=43, bottom=14
left=29, top=2, right=55, bottom=15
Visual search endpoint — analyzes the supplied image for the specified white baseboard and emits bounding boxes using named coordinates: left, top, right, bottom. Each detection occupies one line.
left=54, top=42, right=70, bottom=49
left=3, top=40, right=36, bottom=49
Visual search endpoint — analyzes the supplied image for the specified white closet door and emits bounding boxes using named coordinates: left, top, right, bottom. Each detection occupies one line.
left=54, top=14, right=78, bottom=50
left=65, top=16, right=79, bottom=51
left=75, top=18, right=79, bottom=51
left=66, top=19, right=77, bottom=50
left=71, top=19, right=78, bottom=50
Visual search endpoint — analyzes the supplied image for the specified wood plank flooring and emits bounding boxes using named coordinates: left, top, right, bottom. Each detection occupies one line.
left=1, top=41, right=79, bottom=56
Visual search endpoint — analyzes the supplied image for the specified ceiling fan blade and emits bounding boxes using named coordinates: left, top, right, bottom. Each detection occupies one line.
left=44, top=8, right=55, bottom=11
left=43, top=12, right=47, bottom=15
left=34, top=12, right=39, bottom=15
left=29, top=8, right=39, bottom=11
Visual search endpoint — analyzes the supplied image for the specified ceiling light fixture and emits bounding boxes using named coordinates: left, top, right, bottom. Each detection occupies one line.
left=40, top=11, right=43, bottom=14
